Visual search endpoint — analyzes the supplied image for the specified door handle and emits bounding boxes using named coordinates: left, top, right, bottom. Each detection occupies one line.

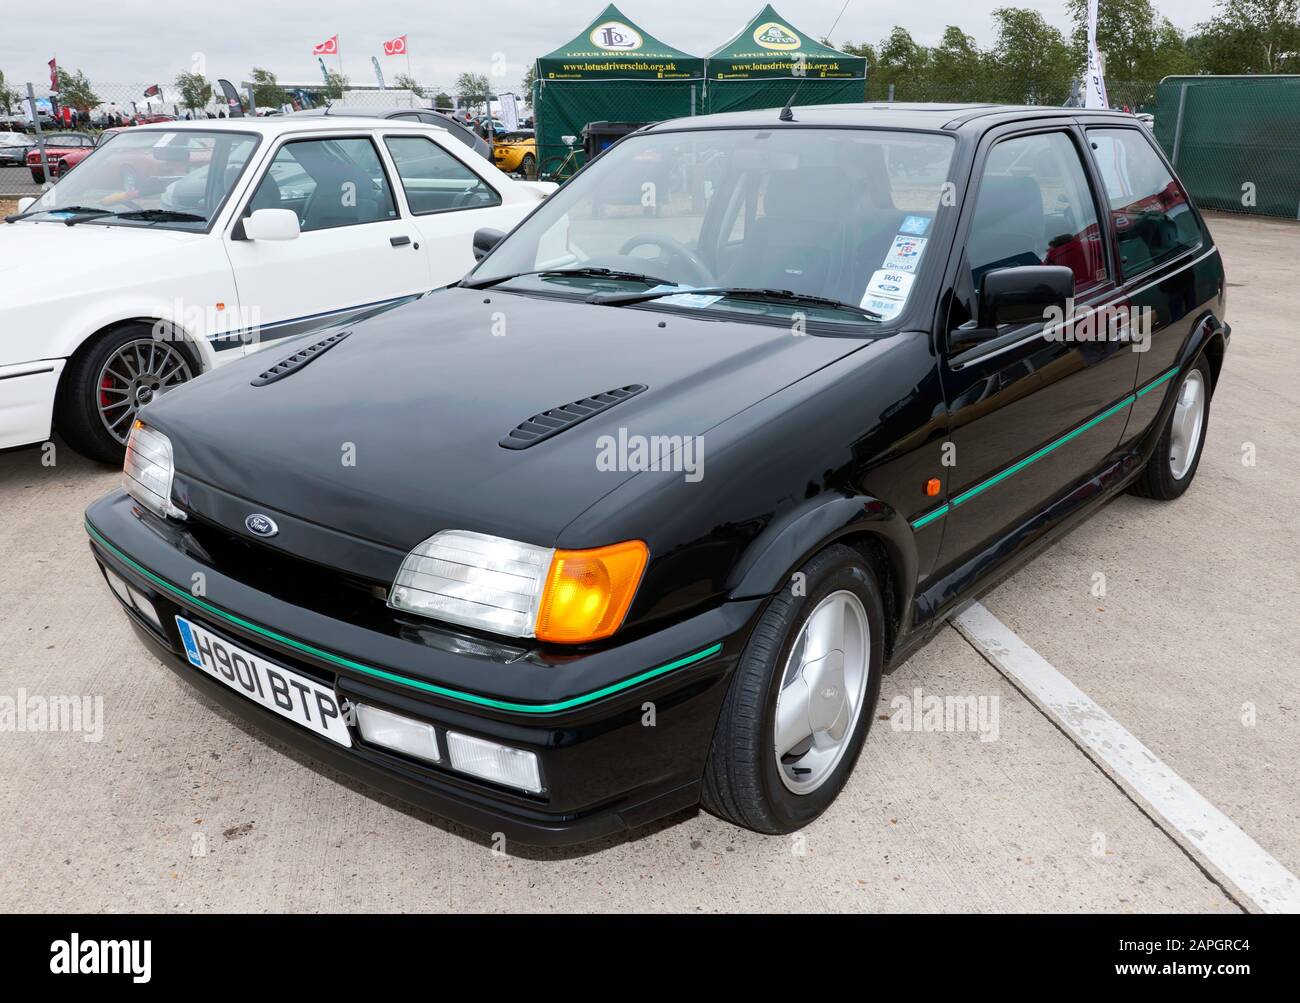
left=390, top=235, right=411, bottom=247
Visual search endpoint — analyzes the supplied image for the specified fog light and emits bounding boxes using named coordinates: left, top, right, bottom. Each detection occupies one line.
left=103, top=567, right=132, bottom=607
left=446, top=732, right=542, bottom=793
left=355, top=704, right=440, bottom=764
left=125, top=585, right=163, bottom=633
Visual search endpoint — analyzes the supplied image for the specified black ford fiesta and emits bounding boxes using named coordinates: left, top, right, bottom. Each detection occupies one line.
left=86, top=103, right=1228, bottom=845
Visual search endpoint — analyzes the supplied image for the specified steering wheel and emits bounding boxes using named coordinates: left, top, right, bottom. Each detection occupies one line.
left=618, top=234, right=713, bottom=287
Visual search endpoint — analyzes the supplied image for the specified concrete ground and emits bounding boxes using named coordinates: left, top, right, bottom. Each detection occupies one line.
left=0, top=212, right=1292, bottom=912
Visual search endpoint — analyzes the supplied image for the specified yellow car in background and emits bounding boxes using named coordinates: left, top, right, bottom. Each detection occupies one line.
left=492, top=130, right=536, bottom=178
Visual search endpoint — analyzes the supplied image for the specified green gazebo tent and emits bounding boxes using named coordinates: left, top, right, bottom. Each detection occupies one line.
left=704, top=4, right=866, bottom=115
left=532, top=4, right=704, bottom=168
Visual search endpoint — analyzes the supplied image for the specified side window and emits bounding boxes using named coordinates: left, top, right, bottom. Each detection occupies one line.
left=1087, top=127, right=1201, bottom=278
left=383, top=135, right=500, bottom=214
left=250, top=137, right=397, bottom=233
left=967, top=131, right=1107, bottom=298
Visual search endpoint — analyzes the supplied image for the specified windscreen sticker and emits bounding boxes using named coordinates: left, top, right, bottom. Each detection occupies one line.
left=866, top=269, right=915, bottom=300
left=899, top=215, right=931, bottom=235
left=882, top=235, right=927, bottom=273
left=860, top=294, right=905, bottom=320
left=643, top=285, right=723, bottom=308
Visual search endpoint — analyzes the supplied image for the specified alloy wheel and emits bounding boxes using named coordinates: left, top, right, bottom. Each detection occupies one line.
left=773, top=589, right=871, bottom=795
left=95, top=338, right=193, bottom=444
left=1169, top=369, right=1206, bottom=480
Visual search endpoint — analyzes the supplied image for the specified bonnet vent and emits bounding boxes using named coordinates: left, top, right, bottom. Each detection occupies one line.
left=499, top=384, right=648, bottom=450
left=250, top=330, right=351, bottom=387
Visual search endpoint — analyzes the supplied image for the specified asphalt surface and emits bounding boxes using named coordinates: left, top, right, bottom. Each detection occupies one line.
left=0, top=212, right=1291, bottom=912
left=0, top=166, right=43, bottom=197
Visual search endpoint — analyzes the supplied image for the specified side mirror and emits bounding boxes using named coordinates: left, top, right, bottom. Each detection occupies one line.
left=16, top=197, right=35, bottom=213
left=951, top=265, right=1074, bottom=349
left=242, top=208, right=300, bottom=241
left=472, top=227, right=505, bottom=262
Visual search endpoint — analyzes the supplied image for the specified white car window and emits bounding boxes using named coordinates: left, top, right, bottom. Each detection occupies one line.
left=251, top=137, right=399, bottom=232
left=383, top=135, right=500, bottom=215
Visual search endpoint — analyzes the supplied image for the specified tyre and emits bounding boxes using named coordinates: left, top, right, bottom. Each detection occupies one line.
left=1129, top=355, right=1212, bottom=501
left=55, top=324, right=196, bottom=465
left=702, top=543, right=885, bottom=834
left=519, top=153, right=536, bottom=180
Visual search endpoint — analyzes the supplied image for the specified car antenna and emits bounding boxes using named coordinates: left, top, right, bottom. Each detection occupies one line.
left=778, top=0, right=852, bottom=123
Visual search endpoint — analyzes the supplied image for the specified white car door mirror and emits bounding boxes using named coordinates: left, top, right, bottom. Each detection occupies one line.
left=243, top=208, right=301, bottom=241
left=17, top=197, right=36, bottom=213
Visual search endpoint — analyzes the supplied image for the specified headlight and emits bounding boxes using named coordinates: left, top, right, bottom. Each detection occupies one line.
left=388, top=530, right=648, bottom=644
left=122, top=420, right=186, bottom=520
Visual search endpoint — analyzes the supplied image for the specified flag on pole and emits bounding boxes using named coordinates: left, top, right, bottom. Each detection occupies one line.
left=143, top=84, right=161, bottom=98
left=1084, top=0, right=1109, bottom=109
left=48, top=58, right=59, bottom=91
left=313, top=35, right=339, bottom=56
left=383, top=35, right=408, bottom=56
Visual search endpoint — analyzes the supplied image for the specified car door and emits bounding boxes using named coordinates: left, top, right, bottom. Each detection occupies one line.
left=1083, top=125, right=1213, bottom=449
left=381, top=132, right=524, bottom=284
left=222, top=132, right=430, bottom=357
left=934, top=123, right=1140, bottom=571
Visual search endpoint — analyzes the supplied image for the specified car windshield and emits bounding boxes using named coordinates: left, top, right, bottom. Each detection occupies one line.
left=19, top=129, right=258, bottom=231
left=470, top=126, right=956, bottom=327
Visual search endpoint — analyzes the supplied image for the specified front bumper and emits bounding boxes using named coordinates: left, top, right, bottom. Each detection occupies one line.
left=86, top=491, right=763, bottom=845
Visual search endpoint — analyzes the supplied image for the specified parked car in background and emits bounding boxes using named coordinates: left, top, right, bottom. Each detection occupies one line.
left=25, top=132, right=96, bottom=181
left=0, top=131, right=36, bottom=166
left=83, top=103, right=1227, bottom=844
left=291, top=105, right=493, bottom=163
left=0, top=117, right=554, bottom=462
left=492, top=129, right=536, bottom=177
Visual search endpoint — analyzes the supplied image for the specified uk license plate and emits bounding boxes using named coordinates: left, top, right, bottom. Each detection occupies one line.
left=175, top=616, right=352, bottom=747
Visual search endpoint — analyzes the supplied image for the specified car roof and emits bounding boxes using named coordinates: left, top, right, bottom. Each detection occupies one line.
left=102, top=117, right=449, bottom=138
left=645, top=102, right=1144, bottom=134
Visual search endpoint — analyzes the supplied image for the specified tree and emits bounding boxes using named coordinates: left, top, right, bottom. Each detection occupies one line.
left=323, top=70, right=348, bottom=101
left=1192, top=0, right=1300, bottom=73
left=175, top=72, right=212, bottom=115
left=54, top=68, right=100, bottom=112
left=432, top=91, right=454, bottom=111
left=520, top=64, right=536, bottom=98
left=989, top=7, right=1074, bottom=104
left=1064, top=0, right=1193, bottom=81
left=0, top=69, right=20, bottom=116
left=872, top=27, right=929, bottom=100
left=248, top=67, right=288, bottom=109
left=455, top=72, right=491, bottom=115
left=929, top=26, right=986, bottom=98
left=392, top=73, right=425, bottom=98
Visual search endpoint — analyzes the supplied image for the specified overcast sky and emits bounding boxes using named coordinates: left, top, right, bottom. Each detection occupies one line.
left=3, top=0, right=1220, bottom=91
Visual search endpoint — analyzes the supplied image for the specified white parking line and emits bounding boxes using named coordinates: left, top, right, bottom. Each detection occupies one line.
left=953, top=601, right=1300, bottom=914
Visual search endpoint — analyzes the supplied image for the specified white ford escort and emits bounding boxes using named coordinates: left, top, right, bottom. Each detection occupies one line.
left=1, top=117, right=553, bottom=462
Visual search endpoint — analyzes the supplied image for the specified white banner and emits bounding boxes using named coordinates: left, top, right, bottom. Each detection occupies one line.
left=498, top=92, right=520, bottom=132
left=1084, top=0, right=1109, bottom=109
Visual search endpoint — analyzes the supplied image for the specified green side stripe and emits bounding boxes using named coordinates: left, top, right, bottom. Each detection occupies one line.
left=85, top=522, right=722, bottom=715
left=1137, top=366, right=1179, bottom=398
left=910, top=504, right=949, bottom=530
left=908, top=367, right=1179, bottom=530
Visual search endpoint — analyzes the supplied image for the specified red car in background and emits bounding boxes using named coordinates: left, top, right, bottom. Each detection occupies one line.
left=26, top=132, right=96, bottom=181
left=28, top=127, right=210, bottom=192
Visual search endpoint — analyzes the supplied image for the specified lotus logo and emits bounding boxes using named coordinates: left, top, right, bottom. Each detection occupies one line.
left=754, top=22, right=801, bottom=51
left=590, top=21, right=643, bottom=51
left=245, top=513, right=279, bottom=538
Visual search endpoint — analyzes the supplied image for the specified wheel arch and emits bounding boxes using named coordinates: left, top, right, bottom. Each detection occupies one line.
left=726, top=495, right=917, bottom=661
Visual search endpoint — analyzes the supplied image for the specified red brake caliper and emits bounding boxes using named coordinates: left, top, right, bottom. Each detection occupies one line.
left=99, top=375, right=115, bottom=408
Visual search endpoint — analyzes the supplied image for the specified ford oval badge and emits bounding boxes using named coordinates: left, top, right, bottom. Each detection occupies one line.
left=245, top=514, right=279, bottom=538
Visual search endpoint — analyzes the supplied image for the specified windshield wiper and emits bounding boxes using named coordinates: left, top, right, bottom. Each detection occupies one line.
left=114, top=209, right=207, bottom=223
left=589, top=285, right=882, bottom=321
left=460, top=267, right=672, bottom=291
left=4, top=205, right=110, bottom=224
